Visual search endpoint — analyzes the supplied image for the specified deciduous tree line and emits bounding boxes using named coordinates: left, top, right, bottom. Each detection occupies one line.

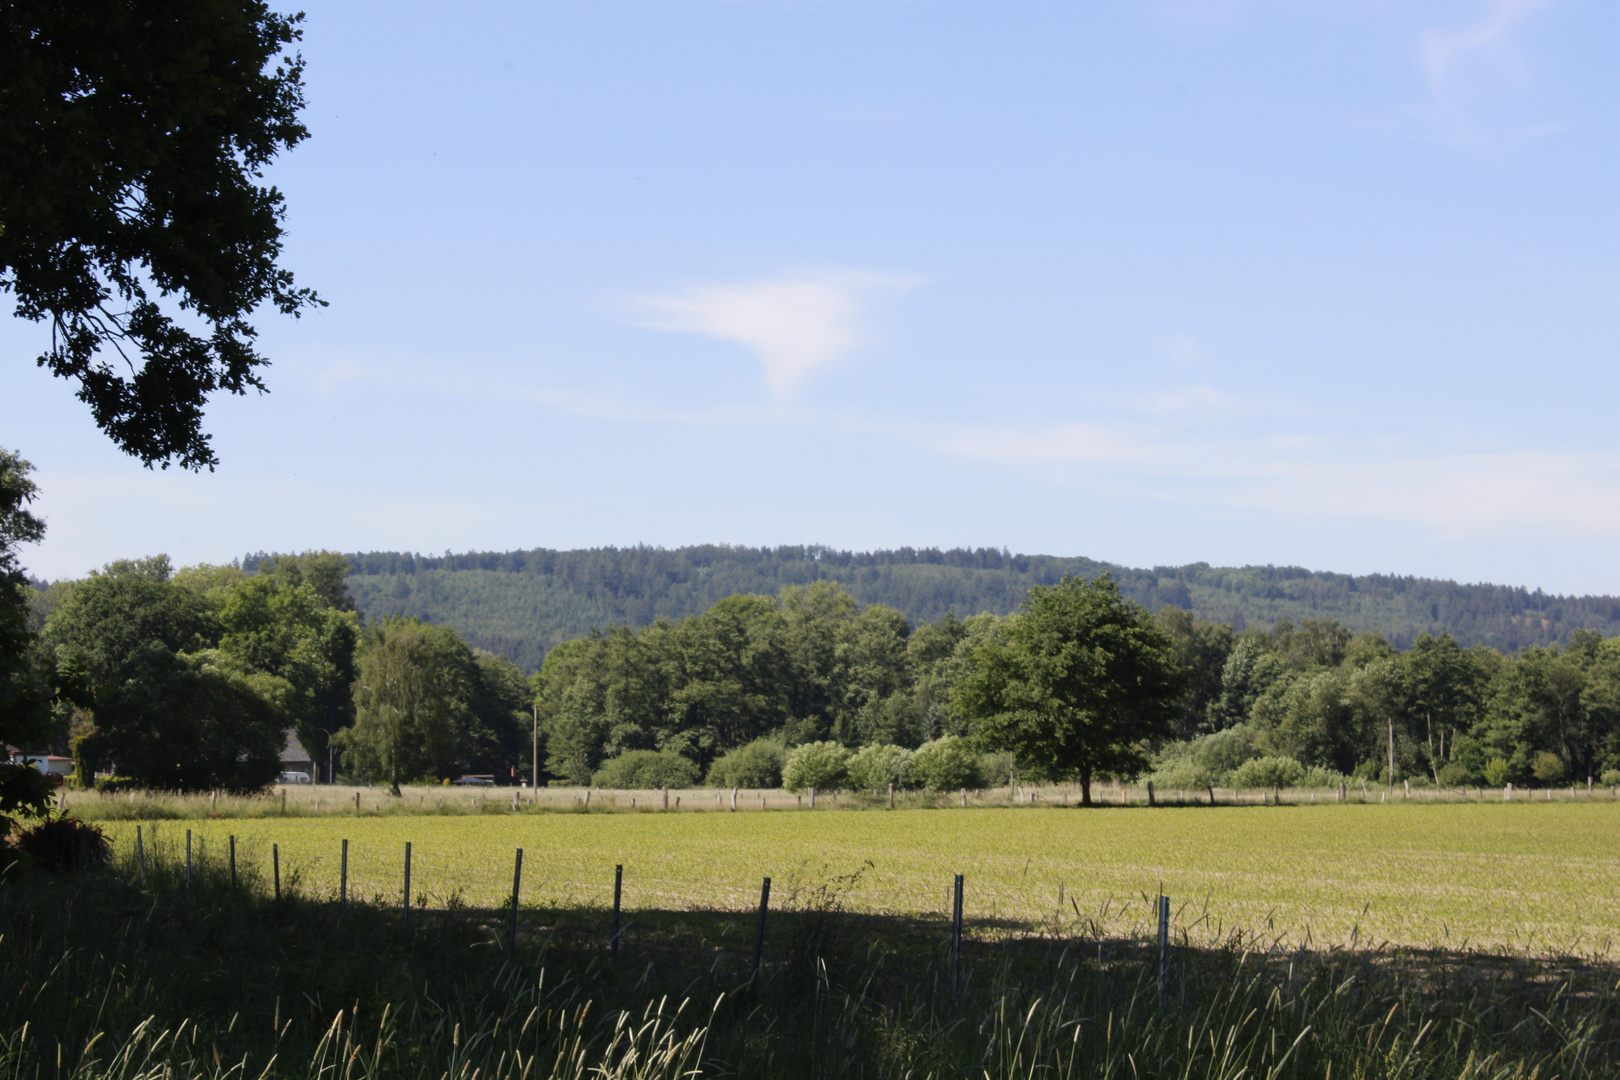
left=540, top=579, right=1620, bottom=798
left=11, top=514, right=1620, bottom=799
left=17, top=537, right=531, bottom=793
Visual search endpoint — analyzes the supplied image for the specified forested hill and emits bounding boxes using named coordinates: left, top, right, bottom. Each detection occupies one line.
left=317, top=546, right=1620, bottom=672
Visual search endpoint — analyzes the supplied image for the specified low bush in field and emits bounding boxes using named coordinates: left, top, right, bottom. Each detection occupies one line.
left=14, top=814, right=109, bottom=870
left=909, top=736, right=982, bottom=791
left=781, top=741, right=849, bottom=792
left=1437, top=761, right=1473, bottom=786
left=592, top=750, right=700, bottom=789
left=1149, top=760, right=1215, bottom=790
left=704, top=739, right=785, bottom=788
left=1603, top=768, right=1620, bottom=787
left=1532, top=751, right=1567, bottom=785
left=978, top=750, right=1015, bottom=787
left=1228, top=755, right=1304, bottom=789
left=846, top=744, right=912, bottom=791
left=1300, top=764, right=1347, bottom=788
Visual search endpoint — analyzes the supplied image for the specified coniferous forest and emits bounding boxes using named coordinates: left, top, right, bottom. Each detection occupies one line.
left=329, top=545, right=1620, bottom=673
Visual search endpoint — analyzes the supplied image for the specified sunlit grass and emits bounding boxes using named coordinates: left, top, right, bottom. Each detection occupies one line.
left=99, top=799, right=1620, bottom=958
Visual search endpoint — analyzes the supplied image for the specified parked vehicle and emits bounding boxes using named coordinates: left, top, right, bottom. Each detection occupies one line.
left=278, top=771, right=312, bottom=784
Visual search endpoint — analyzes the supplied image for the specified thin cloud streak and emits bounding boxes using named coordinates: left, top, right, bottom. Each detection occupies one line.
left=634, top=271, right=919, bottom=397
left=1414, top=0, right=1556, bottom=149
left=913, top=418, right=1620, bottom=536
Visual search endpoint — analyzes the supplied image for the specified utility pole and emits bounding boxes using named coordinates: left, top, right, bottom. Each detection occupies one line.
left=532, top=703, right=539, bottom=789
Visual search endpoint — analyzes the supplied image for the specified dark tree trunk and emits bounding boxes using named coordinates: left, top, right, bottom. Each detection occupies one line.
left=1079, top=767, right=1093, bottom=806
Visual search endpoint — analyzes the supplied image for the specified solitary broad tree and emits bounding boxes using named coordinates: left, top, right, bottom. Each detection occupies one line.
left=954, top=575, right=1183, bottom=805
left=1, top=0, right=321, bottom=470
left=336, top=619, right=462, bottom=796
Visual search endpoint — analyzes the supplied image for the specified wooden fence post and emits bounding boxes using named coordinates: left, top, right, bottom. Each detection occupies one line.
left=662, top=787, right=668, bottom=811
left=1147, top=780, right=1155, bottom=807
left=888, top=783, right=894, bottom=810
left=751, top=877, right=771, bottom=986
left=731, top=787, right=738, bottom=812
left=960, top=788, right=966, bottom=808
left=1505, top=783, right=1512, bottom=801
left=809, top=786, right=816, bottom=809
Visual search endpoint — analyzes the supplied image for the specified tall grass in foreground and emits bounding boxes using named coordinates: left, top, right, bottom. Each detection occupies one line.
left=0, top=829, right=1616, bottom=1079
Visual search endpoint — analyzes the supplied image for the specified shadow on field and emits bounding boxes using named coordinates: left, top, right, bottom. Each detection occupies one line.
left=3, top=850, right=1618, bottom=1079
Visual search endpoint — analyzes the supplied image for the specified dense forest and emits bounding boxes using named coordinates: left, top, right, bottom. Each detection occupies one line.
left=317, top=545, right=1620, bottom=672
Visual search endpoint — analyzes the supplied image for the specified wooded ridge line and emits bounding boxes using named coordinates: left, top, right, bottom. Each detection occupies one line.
left=269, top=544, right=1620, bottom=673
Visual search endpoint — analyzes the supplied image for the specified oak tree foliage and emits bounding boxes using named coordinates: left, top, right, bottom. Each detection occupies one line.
left=1, top=0, right=321, bottom=470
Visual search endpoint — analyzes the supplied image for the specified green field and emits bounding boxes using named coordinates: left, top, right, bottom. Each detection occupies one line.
left=106, top=801, right=1620, bottom=957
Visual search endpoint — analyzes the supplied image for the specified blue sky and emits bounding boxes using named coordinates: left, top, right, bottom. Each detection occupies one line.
left=3, top=0, right=1617, bottom=593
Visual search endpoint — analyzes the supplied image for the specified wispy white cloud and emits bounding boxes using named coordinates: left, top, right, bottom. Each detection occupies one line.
left=1412, top=0, right=1559, bottom=149
left=636, top=271, right=918, bottom=397
left=902, top=419, right=1620, bottom=537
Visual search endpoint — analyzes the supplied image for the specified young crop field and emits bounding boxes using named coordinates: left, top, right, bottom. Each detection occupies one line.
left=102, top=800, right=1620, bottom=958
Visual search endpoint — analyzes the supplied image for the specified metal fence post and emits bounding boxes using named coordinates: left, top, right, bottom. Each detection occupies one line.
left=402, top=842, right=412, bottom=926
left=750, top=876, right=772, bottom=985
left=1157, top=894, right=1170, bottom=1006
left=951, top=874, right=965, bottom=998
left=611, top=864, right=623, bottom=961
left=509, top=848, right=523, bottom=958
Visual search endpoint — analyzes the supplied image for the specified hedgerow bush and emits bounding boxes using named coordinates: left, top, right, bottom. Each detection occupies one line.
left=781, top=742, right=850, bottom=793
left=1228, top=756, right=1304, bottom=789
left=592, top=750, right=700, bottom=789
left=846, top=745, right=912, bottom=791
left=909, top=737, right=983, bottom=792
left=705, top=740, right=785, bottom=789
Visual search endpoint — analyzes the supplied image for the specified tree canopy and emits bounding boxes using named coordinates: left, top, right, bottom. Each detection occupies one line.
left=1, top=0, right=321, bottom=469
left=953, top=575, right=1183, bottom=804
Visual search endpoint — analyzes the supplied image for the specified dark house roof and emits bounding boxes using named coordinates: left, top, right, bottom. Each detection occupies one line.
left=279, top=731, right=313, bottom=766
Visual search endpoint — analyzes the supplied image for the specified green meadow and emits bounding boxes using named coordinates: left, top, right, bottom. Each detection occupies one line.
left=105, top=800, right=1620, bottom=957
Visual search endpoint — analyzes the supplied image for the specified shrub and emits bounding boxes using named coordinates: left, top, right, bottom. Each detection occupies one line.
left=1228, top=756, right=1305, bottom=789
left=978, top=751, right=1015, bottom=787
left=1482, top=757, right=1511, bottom=787
left=1436, top=761, right=1472, bottom=787
left=909, top=736, right=983, bottom=792
left=781, top=742, right=850, bottom=793
left=706, top=740, right=786, bottom=789
left=591, top=750, right=700, bottom=790
left=14, top=815, right=109, bottom=871
left=1299, top=764, right=1347, bottom=789
left=1602, top=769, right=1620, bottom=787
left=1149, top=761, right=1216, bottom=791
left=846, top=745, right=913, bottom=791
left=1531, top=751, right=1566, bottom=786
